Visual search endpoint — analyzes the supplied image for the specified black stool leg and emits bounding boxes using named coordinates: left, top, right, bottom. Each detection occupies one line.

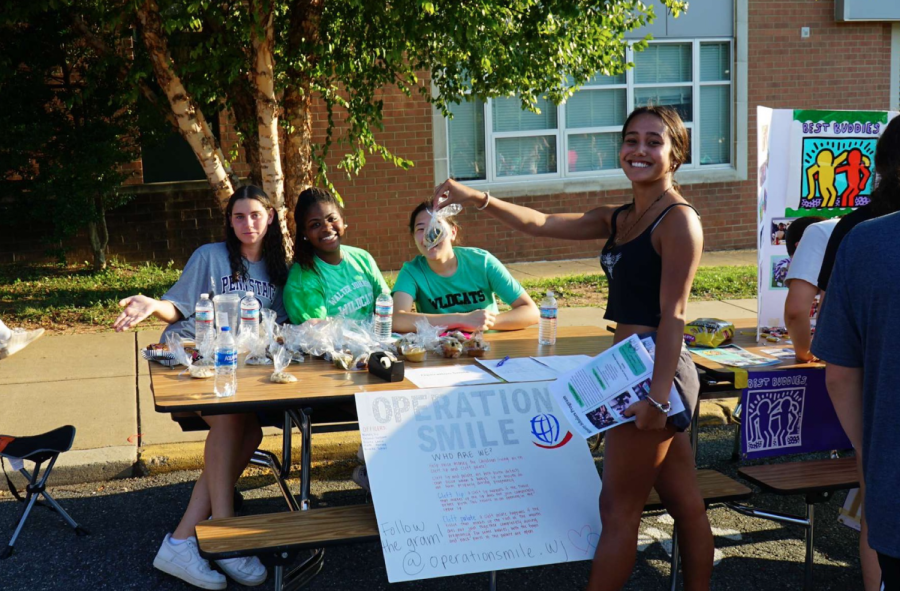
left=1, top=461, right=43, bottom=559
left=2, top=454, right=85, bottom=559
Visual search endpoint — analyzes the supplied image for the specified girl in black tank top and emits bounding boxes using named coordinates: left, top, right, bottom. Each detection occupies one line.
left=601, top=202, right=700, bottom=327
left=431, top=106, right=711, bottom=591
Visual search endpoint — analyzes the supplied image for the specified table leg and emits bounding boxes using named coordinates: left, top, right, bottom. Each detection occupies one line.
left=275, top=407, right=324, bottom=591
left=286, top=408, right=313, bottom=511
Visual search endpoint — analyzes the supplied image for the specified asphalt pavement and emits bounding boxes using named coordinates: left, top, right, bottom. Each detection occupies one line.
left=0, top=425, right=864, bottom=591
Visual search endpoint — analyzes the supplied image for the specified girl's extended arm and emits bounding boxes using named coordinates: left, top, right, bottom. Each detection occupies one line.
left=434, top=179, right=616, bottom=241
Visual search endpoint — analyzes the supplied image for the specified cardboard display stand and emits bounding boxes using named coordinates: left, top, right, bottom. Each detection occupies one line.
left=756, top=107, right=898, bottom=332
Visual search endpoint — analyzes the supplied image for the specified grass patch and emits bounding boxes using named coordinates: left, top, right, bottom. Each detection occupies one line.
left=519, top=265, right=757, bottom=308
left=0, top=261, right=181, bottom=332
left=0, top=262, right=758, bottom=333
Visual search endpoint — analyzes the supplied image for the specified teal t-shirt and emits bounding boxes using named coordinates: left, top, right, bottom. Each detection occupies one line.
left=393, top=247, right=525, bottom=314
left=284, top=245, right=389, bottom=323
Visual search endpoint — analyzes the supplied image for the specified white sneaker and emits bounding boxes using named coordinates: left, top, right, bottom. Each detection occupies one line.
left=216, top=555, right=267, bottom=586
left=153, top=534, right=226, bottom=590
left=0, top=328, right=44, bottom=359
left=352, top=465, right=370, bottom=492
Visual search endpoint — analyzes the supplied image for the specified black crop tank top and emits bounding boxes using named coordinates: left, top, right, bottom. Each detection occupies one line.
left=600, top=202, right=699, bottom=327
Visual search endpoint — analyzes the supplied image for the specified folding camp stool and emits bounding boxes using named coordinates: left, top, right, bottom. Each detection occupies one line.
left=0, top=425, right=87, bottom=559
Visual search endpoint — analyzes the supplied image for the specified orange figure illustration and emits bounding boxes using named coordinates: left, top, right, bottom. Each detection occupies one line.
left=834, top=148, right=871, bottom=207
left=805, top=149, right=848, bottom=207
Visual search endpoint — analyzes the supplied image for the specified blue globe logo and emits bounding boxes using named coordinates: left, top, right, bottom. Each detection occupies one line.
left=531, top=414, right=561, bottom=445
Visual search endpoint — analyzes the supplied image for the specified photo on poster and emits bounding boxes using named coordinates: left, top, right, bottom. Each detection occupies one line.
left=609, top=391, right=635, bottom=417
left=770, top=217, right=797, bottom=246
left=771, top=255, right=791, bottom=289
left=586, top=404, right=616, bottom=430
left=799, top=137, right=876, bottom=210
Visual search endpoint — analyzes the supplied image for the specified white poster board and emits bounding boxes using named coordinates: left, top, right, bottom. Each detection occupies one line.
left=355, top=384, right=602, bottom=582
left=756, top=107, right=897, bottom=331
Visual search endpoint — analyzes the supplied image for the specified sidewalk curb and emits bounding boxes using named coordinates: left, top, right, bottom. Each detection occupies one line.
left=138, top=430, right=363, bottom=477
left=1, top=446, right=138, bottom=489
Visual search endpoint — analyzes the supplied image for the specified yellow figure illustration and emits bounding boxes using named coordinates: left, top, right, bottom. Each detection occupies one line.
left=805, top=149, right=848, bottom=207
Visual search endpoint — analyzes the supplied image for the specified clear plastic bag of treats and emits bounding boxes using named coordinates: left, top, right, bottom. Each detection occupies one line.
left=270, top=344, right=298, bottom=383
left=462, top=330, right=490, bottom=357
left=438, top=335, right=463, bottom=358
left=398, top=318, right=442, bottom=362
left=166, top=332, right=214, bottom=379
left=281, top=324, right=305, bottom=363
left=422, top=200, right=462, bottom=250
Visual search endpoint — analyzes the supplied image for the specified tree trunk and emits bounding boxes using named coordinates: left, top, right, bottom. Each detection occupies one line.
left=282, top=0, right=323, bottom=222
left=283, top=84, right=315, bottom=210
left=88, top=197, right=109, bottom=271
left=251, top=1, right=284, bottom=205
left=227, top=83, right=263, bottom=187
left=136, top=0, right=235, bottom=206
left=250, top=0, right=291, bottom=257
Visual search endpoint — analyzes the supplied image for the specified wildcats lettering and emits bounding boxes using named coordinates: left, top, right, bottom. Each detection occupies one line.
left=429, top=290, right=487, bottom=310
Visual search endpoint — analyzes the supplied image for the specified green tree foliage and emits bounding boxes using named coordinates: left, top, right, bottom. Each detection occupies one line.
left=0, top=5, right=154, bottom=270
left=85, top=0, right=686, bottom=207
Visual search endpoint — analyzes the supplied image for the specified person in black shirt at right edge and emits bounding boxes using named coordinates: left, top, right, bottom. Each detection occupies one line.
left=434, top=106, right=711, bottom=590
left=815, top=115, right=900, bottom=591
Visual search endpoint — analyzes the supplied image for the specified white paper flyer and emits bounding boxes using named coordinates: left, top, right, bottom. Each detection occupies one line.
left=548, top=335, right=684, bottom=438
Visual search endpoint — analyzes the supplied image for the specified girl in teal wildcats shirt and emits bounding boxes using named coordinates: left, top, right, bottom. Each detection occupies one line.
left=392, top=202, right=539, bottom=333
left=284, top=187, right=389, bottom=324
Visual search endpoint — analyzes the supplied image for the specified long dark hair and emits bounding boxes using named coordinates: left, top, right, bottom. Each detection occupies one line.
left=409, top=201, right=462, bottom=244
left=293, top=187, right=345, bottom=270
left=871, top=116, right=900, bottom=217
left=223, top=185, right=289, bottom=286
left=622, top=106, right=691, bottom=191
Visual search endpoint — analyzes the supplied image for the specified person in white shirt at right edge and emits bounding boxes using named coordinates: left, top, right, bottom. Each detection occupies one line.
left=782, top=215, right=837, bottom=363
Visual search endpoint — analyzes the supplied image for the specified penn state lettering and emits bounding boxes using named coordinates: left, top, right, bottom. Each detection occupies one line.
left=429, top=290, right=487, bottom=310
left=220, top=276, right=276, bottom=300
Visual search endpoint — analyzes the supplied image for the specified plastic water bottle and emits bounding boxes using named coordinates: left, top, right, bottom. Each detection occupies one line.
left=214, top=326, right=237, bottom=398
left=374, top=290, right=393, bottom=341
left=240, top=291, right=260, bottom=339
left=194, top=293, right=215, bottom=347
left=539, top=291, right=558, bottom=345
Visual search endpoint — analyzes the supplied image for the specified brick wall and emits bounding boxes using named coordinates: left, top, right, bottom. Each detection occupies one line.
left=3, top=0, right=894, bottom=270
left=305, top=1, right=894, bottom=270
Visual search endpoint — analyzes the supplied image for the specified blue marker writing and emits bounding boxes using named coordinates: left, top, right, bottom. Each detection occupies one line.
left=496, top=355, right=510, bottom=367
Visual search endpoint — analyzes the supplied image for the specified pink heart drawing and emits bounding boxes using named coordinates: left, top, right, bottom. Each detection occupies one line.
left=568, top=525, right=597, bottom=555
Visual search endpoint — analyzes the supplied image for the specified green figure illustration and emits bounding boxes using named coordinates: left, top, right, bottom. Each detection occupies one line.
left=805, top=148, right=848, bottom=207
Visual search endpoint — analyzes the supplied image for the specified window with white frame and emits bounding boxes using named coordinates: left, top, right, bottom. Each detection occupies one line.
left=447, top=39, right=733, bottom=184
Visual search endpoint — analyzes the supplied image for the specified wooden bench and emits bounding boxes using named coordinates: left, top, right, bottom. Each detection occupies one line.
left=729, top=456, right=859, bottom=591
left=195, top=469, right=750, bottom=591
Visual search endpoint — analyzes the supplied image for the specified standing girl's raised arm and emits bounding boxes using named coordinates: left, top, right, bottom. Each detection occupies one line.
left=433, top=179, right=617, bottom=241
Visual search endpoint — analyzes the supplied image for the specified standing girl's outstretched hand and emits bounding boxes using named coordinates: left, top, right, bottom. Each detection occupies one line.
left=433, top=179, right=488, bottom=211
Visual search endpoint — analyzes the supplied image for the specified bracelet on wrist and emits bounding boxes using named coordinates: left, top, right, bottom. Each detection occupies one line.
left=646, top=397, right=672, bottom=414
left=475, top=191, right=491, bottom=211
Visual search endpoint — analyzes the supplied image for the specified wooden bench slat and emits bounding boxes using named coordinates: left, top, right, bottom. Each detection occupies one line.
left=196, top=504, right=379, bottom=559
left=646, top=469, right=752, bottom=509
left=738, top=457, right=858, bottom=495
left=197, top=469, right=750, bottom=559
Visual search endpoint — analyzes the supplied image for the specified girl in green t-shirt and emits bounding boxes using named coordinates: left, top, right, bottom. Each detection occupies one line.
left=392, top=202, right=539, bottom=333
left=284, top=188, right=388, bottom=324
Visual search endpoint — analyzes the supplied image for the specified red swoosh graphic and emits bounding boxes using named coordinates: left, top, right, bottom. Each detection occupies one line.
left=533, top=431, right=573, bottom=449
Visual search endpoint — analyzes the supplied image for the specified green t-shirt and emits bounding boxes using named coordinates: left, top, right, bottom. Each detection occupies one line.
left=284, top=245, right=389, bottom=323
left=393, top=247, right=525, bottom=314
